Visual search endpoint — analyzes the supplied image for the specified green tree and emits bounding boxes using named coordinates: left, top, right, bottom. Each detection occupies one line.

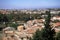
left=0, top=13, right=3, bottom=23
left=32, top=29, right=42, bottom=40
left=41, top=11, right=55, bottom=40
left=6, top=13, right=14, bottom=22
left=56, top=31, right=60, bottom=40
left=0, top=14, right=9, bottom=27
left=3, top=14, right=9, bottom=27
left=9, top=23, right=19, bottom=29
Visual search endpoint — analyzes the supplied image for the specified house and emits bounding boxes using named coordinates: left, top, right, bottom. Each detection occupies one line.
left=26, top=20, right=33, bottom=27
left=3, top=27, right=15, bottom=37
left=52, top=22, right=60, bottom=32
left=53, top=22, right=60, bottom=27
left=17, top=25, right=24, bottom=31
left=51, top=16, right=60, bottom=21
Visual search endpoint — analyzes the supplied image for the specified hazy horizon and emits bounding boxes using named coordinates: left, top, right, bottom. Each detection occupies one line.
left=0, top=0, right=60, bottom=9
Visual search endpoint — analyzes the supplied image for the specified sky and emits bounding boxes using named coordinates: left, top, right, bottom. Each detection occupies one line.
left=0, top=0, right=60, bottom=9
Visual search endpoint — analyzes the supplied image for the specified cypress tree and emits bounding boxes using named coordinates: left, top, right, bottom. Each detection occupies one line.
left=41, top=10, right=55, bottom=40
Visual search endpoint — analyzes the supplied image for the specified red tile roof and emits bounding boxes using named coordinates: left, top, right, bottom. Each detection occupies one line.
left=54, top=22, right=60, bottom=27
